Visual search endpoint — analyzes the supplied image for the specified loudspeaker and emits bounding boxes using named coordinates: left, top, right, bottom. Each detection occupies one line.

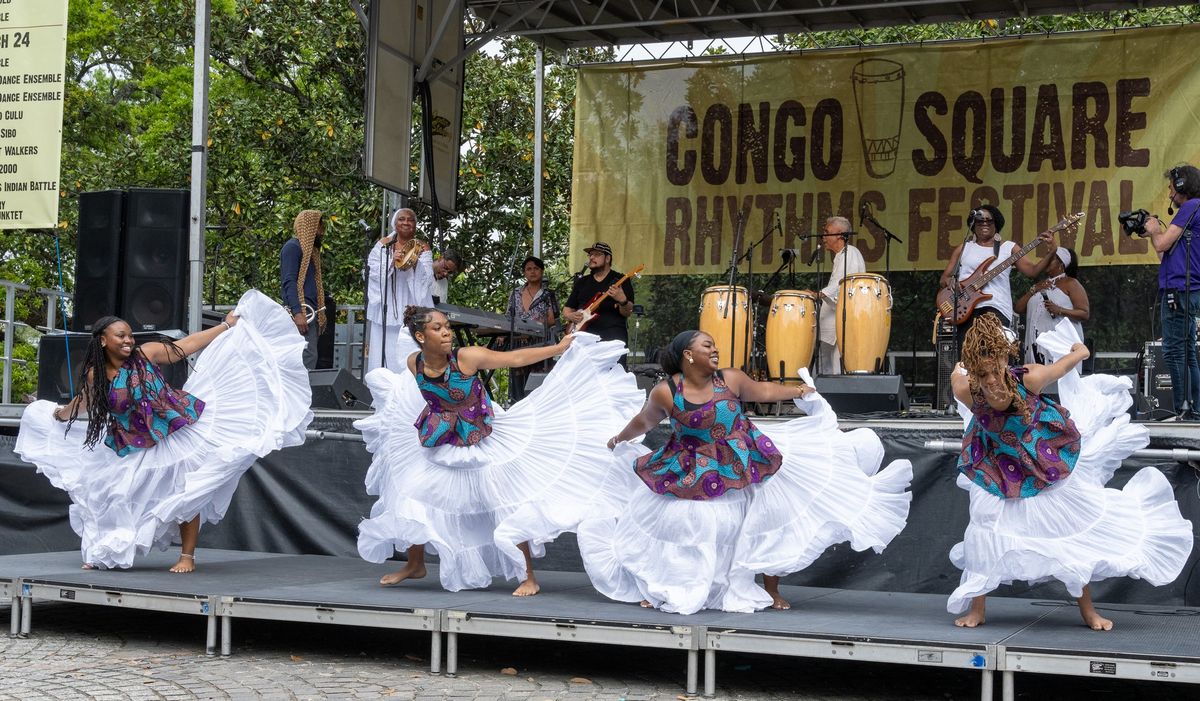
left=36, top=333, right=89, bottom=401
left=72, top=191, right=126, bottom=332
left=36, top=332, right=190, bottom=402
left=815, top=374, right=909, bottom=414
left=309, top=369, right=372, bottom=410
left=934, top=318, right=957, bottom=411
left=120, top=188, right=189, bottom=332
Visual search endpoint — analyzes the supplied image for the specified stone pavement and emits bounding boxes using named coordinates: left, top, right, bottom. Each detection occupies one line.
left=0, top=601, right=1192, bottom=700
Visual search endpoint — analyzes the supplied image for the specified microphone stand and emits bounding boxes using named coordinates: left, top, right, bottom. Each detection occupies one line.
left=865, top=214, right=903, bottom=280
left=724, top=212, right=747, bottom=371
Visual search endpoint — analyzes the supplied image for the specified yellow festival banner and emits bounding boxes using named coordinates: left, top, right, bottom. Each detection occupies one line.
left=569, top=26, right=1200, bottom=274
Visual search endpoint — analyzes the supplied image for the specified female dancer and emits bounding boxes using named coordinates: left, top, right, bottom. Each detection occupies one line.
left=355, top=305, right=643, bottom=595
left=950, top=315, right=1192, bottom=629
left=15, top=290, right=312, bottom=572
left=580, top=331, right=913, bottom=614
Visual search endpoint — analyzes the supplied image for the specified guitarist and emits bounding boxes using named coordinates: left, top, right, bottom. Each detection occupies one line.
left=938, top=204, right=1055, bottom=352
left=563, top=241, right=635, bottom=366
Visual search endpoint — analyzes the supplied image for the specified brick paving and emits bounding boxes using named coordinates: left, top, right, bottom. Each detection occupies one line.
left=0, top=601, right=1193, bottom=700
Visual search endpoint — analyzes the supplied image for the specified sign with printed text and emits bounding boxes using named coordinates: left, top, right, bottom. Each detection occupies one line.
left=0, top=0, right=67, bottom=230
left=569, top=26, right=1200, bottom=274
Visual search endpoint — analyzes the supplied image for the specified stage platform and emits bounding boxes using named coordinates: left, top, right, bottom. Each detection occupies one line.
left=2, top=549, right=1197, bottom=700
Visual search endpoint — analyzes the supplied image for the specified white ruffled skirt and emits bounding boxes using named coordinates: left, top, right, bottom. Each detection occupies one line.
left=947, top=319, right=1194, bottom=613
left=354, top=332, right=644, bottom=591
left=579, top=384, right=914, bottom=615
left=14, top=290, right=313, bottom=569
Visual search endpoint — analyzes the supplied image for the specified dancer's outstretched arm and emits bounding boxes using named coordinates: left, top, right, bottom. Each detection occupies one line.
left=607, top=383, right=672, bottom=449
left=458, top=333, right=574, bottom=374
left=1022, top=343, right=1089, bottom=395
left=140, top=310, right=239, bottom=366
left=720, top=368, right=815, bottom=403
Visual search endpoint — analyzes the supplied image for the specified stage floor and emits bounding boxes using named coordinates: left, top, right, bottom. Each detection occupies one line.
left=2, top=549, right=1197, bottom=700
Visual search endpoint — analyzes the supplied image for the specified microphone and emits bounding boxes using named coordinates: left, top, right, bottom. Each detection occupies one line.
left=859, top=201, right=871, bottom=225
left=574, top=263, right=590, bottom=279
left=779, top=248, right=802, bottom=263
left=806, top=244, right=823, bottom=266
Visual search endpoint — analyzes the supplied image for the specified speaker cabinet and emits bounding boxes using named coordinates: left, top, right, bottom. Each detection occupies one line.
left=72, top=191, right=126, bottom=332
left=815, top=374, right=909, bottom=414
left=37, top=332, right=190, bottom=402
left=120, top=188, right=189, bottom=332
left=309, top=369, right=372, bottom=410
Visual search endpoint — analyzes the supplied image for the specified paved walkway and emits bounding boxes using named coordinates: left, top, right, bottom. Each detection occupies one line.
left=0, top=601, right=1191, bottom=700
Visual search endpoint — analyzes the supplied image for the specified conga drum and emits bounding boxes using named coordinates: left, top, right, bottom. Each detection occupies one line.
left=765, top=290, right=817, bottom=384
left=835, top=273, right=892, bottom=373
left=698, top=285, right=750, bottom=370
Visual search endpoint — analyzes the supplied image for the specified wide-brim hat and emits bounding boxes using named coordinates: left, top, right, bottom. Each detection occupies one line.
left=584, top=241, right=613, bottom=256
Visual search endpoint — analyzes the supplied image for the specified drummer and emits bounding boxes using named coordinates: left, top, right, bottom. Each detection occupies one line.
left=815, top=216, right=865, bottom=374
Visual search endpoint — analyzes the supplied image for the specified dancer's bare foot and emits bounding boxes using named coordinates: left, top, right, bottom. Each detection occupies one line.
left=1078, top=587, right=1113, bottom=630
left=512, top=577, right=540, bottom=597
left=763, top=575, right=790, bottom=610
left=168, top=553, right=195, bottom=574
left=639, top=600, right=653, bottom=608
left=81, top=563, right=97, bottom=570
left=954, top=596, right=986, bottom=627
left=379, top=561, right=426, bottom=586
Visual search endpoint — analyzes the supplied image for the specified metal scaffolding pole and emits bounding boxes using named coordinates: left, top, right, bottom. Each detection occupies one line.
left=532, top=44, right=544, bottom=257
left=188, top=0, right=212, bottom=334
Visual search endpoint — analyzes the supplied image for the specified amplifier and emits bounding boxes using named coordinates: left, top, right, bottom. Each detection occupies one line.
left=1138, top=341, right=1200, bottom=414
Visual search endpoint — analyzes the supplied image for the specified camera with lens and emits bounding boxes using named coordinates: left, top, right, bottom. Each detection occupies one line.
left=1118, top=208, right=1151, bottom=237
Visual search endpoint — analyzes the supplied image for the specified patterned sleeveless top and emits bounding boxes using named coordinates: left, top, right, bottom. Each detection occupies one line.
left=105, top=351, right=204, bottom=457
left=634, top=372, right=783, bottom=500
left=958, top=367, right=1081, bottom=499
left=413, top=350, right=495, bottom=447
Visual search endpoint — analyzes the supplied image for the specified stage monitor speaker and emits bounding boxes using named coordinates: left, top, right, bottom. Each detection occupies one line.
left=72, top=190, right=126, bottom=332
left=815, top=374, right=909, bottom=414
left=121, top=188, right=189, bottom=332
left=309, top=369, right=373, bottom=410
left=37, top=332, right=190, bottom=402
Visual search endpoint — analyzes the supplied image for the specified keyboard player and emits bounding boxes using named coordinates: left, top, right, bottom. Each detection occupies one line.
left=503, top=256, right=561, bottom=401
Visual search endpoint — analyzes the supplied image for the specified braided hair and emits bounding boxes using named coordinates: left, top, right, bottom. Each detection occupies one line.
left=403, top=305, right=437, bottom=342
left=65, top=316, right=188, bottom=450
left=960, top=314, right=1031, bottom=421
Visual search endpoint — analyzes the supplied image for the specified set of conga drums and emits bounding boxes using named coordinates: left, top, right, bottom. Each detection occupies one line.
left=698, top=274, right=893, bottom=380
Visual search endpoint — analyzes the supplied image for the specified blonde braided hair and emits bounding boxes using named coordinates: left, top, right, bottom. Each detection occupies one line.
left=961, top=314, right=1031, bottom=421
left=292, top=209, right=326, bottom=331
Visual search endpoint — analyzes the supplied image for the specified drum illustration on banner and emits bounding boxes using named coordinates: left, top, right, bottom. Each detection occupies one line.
left=837, top=274, right=892, bottom=374
left=852, top=58, right=905, bottom=179
left=698, top=285, right=750, bottom=371
left=766, top=290, right=817, bottom=384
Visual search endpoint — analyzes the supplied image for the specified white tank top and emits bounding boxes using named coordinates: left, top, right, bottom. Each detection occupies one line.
left=957, top=239, right=1017, bottom=322
left=1024, top=276, right=1083, bottom=363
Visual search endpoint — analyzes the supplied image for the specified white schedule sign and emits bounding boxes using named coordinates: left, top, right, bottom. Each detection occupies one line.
left=0, top=1, right=67, bottom=229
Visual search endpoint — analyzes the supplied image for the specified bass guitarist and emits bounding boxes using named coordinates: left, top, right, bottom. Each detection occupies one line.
left=938, top=204, right=1055, bottom=352
left=563, top=241, right=635, bottom=366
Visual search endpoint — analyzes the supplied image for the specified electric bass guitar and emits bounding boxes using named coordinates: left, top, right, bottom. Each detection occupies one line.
left=571, top=264, right=645, bottom=332
left=935, top=212, right=1083, bottom=325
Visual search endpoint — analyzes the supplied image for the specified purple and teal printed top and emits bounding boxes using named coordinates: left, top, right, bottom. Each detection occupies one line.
left=958, top=367, right=1080, bottom=499
left=634, top=372, right=783, bottom=500
left=104, top=351, right=204, bottom=457
left=413, top=350, right=495, bottom=447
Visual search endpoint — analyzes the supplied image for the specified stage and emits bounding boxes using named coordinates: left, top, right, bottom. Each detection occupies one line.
left=1, top=549, right=1197, bottom=700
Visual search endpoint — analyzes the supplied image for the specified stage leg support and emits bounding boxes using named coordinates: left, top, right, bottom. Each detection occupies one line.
left=1001, top=670, right=1014, bottom=701
left=8, top=594, right=18, bottom=638
left=980, top=669, right=994, bottom=701
left=703, top=648, right=716, bottom=697
left=686, top=649, right=698, bottom=695
left=19, top=591, right=30, bottom=637
left=446, top=630, right=458, bottom=676
left=220, top=613, right=232, bottom=657
left=430, top=630, right=442, bottom=675
left=205, top=610, right=217, bottom=657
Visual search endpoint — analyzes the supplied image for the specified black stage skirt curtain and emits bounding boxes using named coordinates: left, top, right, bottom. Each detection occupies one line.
left=2, top=421, right=1197, bottom=606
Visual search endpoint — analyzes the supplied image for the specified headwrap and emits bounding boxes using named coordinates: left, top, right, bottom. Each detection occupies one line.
left=1055, top=247, right=1071, bottom=269
left=292, top=209, right=326, bottom=331
left=661, top=330, right=700, bottom=375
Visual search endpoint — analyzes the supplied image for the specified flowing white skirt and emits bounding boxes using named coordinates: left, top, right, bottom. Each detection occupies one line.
left=579, top=381, right=914, bottom=615
left=14, top=290, right=313, bottom=569
left=947, top=319, right=1194, bottom=613
left=354, top=332, right=644, bottom=591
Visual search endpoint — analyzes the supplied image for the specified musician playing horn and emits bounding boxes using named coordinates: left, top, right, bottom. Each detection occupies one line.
left=816, top=216, right=866, bottom=374
left=366, top=208, right=434, bottom=372
left=938, top=204, right=1055, bottom=352
left=562, top=241, right=635, bottom=366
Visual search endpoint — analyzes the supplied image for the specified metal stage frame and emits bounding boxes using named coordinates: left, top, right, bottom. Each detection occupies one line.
left=2, top=549, right=1197, bottom=700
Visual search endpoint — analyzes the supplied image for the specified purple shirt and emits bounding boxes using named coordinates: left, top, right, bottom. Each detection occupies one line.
left=1159, top=198, right=1200, bottom=290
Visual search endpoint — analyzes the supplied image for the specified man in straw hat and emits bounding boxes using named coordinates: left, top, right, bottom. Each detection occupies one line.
left=280, top=209, right=326, bottom=369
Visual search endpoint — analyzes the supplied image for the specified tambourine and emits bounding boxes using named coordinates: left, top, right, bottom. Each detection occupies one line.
left=393, top=238, right=423, bottom=270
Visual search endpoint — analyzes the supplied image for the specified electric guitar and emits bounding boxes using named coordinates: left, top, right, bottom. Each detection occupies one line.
left=935, top=213, right=1083, bottom=325
left=571, top=264, right=645, bottom=332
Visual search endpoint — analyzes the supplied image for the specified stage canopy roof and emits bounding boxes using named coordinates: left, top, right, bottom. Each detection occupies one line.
left=464, top=0, right=1188, bottom=49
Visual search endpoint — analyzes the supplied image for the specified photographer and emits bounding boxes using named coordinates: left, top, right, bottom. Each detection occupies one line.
left=1141, top=164, right=1200, bottom=420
